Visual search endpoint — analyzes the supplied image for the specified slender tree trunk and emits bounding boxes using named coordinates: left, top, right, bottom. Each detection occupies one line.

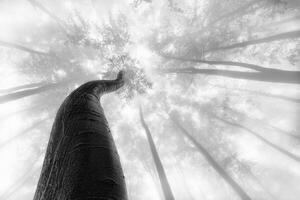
left=0, top=82, right=68, bottom=104
left=161, top=67, right=300, bottom=84
left=33, top=71, right=128, bottom=200
left=170, top=115, right=252, bottom=200
left=215, top=116, right=300, bottom=163
left=205, top=30, right=300, bottom=53
left=160, top=53, right=285, bottom=72
left=0, top=41, right=50, bottom=56
left=0, top=82, right=47, bottom=94
left=139, top=107, right=175, bottom=200
left=209, top=84, right=300, bottom=104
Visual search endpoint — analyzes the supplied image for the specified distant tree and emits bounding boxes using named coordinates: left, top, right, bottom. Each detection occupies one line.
left=215, top=116, right=300, bottom=163
left=0, top=41, right=50, bottom=56
left=205, top=30, right=300, bottom=53
left=139, top=107, right=175, bottom=200
left=161, top=67, right=300, bottom=84
left=33, top=71, right=128, bottom=200
left=170, top=115, right=252, bottom=200
left=209, top=84, right=300, bottom=104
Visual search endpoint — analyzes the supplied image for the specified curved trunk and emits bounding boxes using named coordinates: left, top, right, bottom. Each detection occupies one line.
left=33, top=71, right=127, bottom=200
left=140, top=107, right=175, bottom=200
left=170, top=115, right=252, bottom=200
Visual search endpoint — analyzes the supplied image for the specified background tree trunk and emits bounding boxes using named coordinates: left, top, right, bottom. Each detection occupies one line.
left=170, top=115, right=252, bottom=200
left=139, top=107, right=175, bottom=200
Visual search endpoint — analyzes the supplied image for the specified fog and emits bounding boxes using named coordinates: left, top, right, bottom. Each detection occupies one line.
left=0, top=0, right=299, bottom=199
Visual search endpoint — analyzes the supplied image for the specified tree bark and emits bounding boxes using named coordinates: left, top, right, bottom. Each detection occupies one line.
left=205, top=30, right=300, bottom=53
left=139, top=107, right=175, bottom=200
left=161, top=67, right=300, bottom=84
left=170, top=115, right=252, bottom=200
left=33, top=71, right=128, bottom=200
left=0, top=41, right=50, bottom=56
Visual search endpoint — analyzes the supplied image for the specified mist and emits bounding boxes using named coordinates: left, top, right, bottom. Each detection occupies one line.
left=0, top=0, right=299, bottom=200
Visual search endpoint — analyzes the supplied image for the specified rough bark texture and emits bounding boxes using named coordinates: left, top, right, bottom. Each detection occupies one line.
left=33, top=71, right=128, bottom=200
left=139, top=107, right=175, bottom=200
left=171, top=115, right=252, bottom=200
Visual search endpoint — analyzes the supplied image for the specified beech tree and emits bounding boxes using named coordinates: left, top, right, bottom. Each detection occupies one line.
left=33, top=71, right=128, bottom=200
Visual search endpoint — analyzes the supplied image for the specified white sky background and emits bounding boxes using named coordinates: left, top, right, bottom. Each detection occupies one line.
left=0, top=0, right=300, bottom=200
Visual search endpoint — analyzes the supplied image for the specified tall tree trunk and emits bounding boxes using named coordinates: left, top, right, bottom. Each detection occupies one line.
left=161, top=67, right=300, bottom=84
left=139, top=107, right=175, bottom=200
left=33, top=71, right=128, bottom=200
left=215, top=116, right=300, bottom=163
left=160, top=53, right=285, bottom=72
left=0, top=82, right=47, bottom=94
left=170, top=115, right=252, bottom=200
left=205, top=30, right=300, bottom=53
left=0, top=41, right=50, bottom=56
left=0, top=81, right=68, bottom=104
left=209, top=84, right=300, bottom=104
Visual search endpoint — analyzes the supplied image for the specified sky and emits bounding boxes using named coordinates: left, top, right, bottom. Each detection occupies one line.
left=0, top=0, right=300, bottom=200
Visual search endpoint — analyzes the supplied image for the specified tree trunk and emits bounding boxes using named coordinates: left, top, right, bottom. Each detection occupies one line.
left=209, top=84, right=300, bottom=104
left=33, top=71, right=128, bottom=200
left=0, top=82, right=67, bottom=104
left=162, top=67, right=300, bottom=84
left=205, top=30, right=300, bottom=53
left=160, top=53, right=285, bottom=72
left=0, top=41, right=50, bottom=56
left=0, top=82, right=48, bottom=94
left=170, top=115, right=252, bottom=200
left=215, top=116, right=300, bottom=163
left=139, top=107, right=175, bottom=200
